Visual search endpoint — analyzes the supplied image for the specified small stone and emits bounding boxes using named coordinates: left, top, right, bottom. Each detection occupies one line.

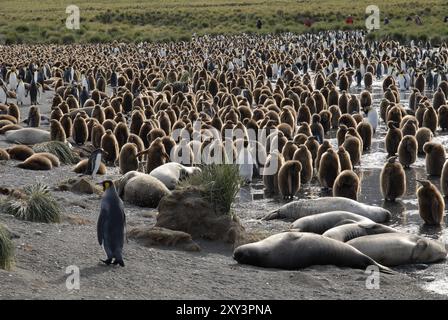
left=414, top=264, right=429, bottom=270
left=421, top=276, right=435, bottom=282
left=35, top=230, right=42, bottom=235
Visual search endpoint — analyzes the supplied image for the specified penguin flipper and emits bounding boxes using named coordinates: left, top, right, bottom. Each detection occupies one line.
left=97, top=207, right=106, bottom=246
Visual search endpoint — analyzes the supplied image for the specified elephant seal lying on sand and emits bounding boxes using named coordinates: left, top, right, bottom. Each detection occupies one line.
left=323, top=222, right=398, bottom=242
left=290, top=211, right=373, bottom=234
left=347, top=233, right=447, bottom=266
left=149, top=163, right=201, bottom=190
left=233, top=232, right=393, bottom=273
left=5, top=128, right=50, bottom=145
left=264, top=197, right=391, bottom=223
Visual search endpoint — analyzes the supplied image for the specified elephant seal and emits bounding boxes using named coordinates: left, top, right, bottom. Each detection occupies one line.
left=5, top=128, right=50, bottom=145
left=347, top=233, right=447, bottom=266
left=290, top=211, right=372, bottom=234
left=117, top=172, right=171, bottom=208
left=264, top=197, right=391, bottom=223
left=233, top=232, right=393, bottom=273
left=149, top=162, right=201, bottom=190
left=322, top=221, right=397, bottom=242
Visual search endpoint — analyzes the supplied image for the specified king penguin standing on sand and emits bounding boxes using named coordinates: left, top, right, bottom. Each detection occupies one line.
left=97, top=180, right=126, bottom=267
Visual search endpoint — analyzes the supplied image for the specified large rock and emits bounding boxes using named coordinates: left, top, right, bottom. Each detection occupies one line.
left=156, top=186, right=246, bottom=244
left=128, top=226, right=200, bottom=252
left=122, top=174, right=170, bottom=208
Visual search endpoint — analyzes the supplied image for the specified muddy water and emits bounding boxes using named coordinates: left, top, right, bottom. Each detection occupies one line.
left=235, top=78, right=448, bottom=295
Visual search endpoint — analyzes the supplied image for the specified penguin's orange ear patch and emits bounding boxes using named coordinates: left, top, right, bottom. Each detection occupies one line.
left=103, top=181, right=111, bottom=190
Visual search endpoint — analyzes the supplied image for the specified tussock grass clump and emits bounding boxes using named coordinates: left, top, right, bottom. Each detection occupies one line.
left=2, top=183, right=61, bottom=223
left=0, top=224, right=15, bottom=270
left=33, top=141, right=80, bottom=165
left=178, top=164, right=242, bottom=214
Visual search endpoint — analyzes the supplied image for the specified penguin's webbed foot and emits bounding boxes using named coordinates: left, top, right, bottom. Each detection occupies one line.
left=113, top=259, right=125, bottom=267
left=101, top=258, right=112, bottom=265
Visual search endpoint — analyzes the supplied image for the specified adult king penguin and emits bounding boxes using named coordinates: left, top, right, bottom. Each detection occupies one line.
left=85, top=148, right=108, bottom=177
left=97, top=180, right=126, bottom=267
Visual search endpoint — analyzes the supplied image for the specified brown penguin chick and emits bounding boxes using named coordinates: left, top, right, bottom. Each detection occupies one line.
left=336, top=124, right=348, bottom=147
left=91, top=123, right=105, bottom=149
left=128, top=133, right=145, bottom=156
left=338, top=113, right=357, bottom=129
left=282, top=141, right=298, bottom=161
left=17, top=154, right=52, bottom=171
left=305, top=136, right=319, bottom=164
left=386, top=105, right=402, bottom=124
left=277, top=123, right=293, bottom=140
left=278, top=160, right=302, bottom=199
left=438, top=105, right=448, bottom=131
left=263, top=151, right=284, bottom=195
left=361, top=90, right=373, bottom=109
left=137, top=137, right=170, bottom=174
left=397, top=135, right=417, bottom=168
left=337, top=146, right=352, bottom=171
left=415, top=74, right=425, bottom=94
left=161, top=136, right=176, bottom=157
left=35, top=152, right=60, bottom=167
left=333, top=170, right=360, bottom=200
left=100, top=129, right=119, bottom=165
left=297, top=105, right=311, bottom=124
left=293, top=133, right=308, bottom=146
left=401, top=118, right=418, bottom=136
left=6, top=145, right=34, bottom=161
left=91, top=105, right=105, bottom=124
left=60, top=114, right=73, bottom=138
left=379, top=99, right=392, bottom=123
left=352, top=113, right=363, bottom=124
left=8, top=103, right=20, bottom=123
left=441, top=160, right=448, bottom=197
left=319, top=110, right=331, bottom=134
left=293, top=144, right=313, bottom=184
left=339, top=74, right=349, bottom=92
left=416, top=127, right=433, bottom=155
left=72, top=114, right=88, bottom=145
left=433, top=88, right=446, bottom=111
left=380, top=156, right=406, bottom=201
left=417, top=179, right=445, bottom=225
left=50, top=119, right=66, bottom=142
left=0, top=124, right=22, bottom=134
left=119, top=142, right=139, bottom=174
left=348, top=95, right=360, bottom=114
left=363, top=72, right=373, bottom=89
left=423, top=141, right=446, bottom=176
left=318, top=148, right=340, bottom=189
left=329, top=105, right=341, bottom=129
left=158, top=111, right=172, bottom=136
left=343, top=135, right=361, bottom=167
left=50, top=107, right=63, bottom=121
left=315, top=140, right=332, bottom=171
left=385, top=121, right=402, bottom=156
left=297, top=122, right=312, bottom=137
left=310, top=114, right=325, bottom=144
left=73, top=159, right=106, bottom=175
left=422, top=106, right=438, bottom=133
left=338, top=91, right=350, bottom=114
left=0, top=148, right=10, bottom=160
left=114, top=112, right=127, bottom=125
left=27, top=105, right=40, bottom=127
left=113, top=122, right=130, bottom=150
left=139, top=120, right=154, bottom=147
left=130, top=110, right=145, bottom=135
left=104, top=106, right=116, bottom=120
left=415, top=104, right=427, bottom=127
left=356, top=121, right=373, bottom=151
left=102, top=119, right=117, bottom=132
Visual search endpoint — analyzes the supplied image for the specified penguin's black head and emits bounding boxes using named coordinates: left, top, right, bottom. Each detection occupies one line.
left=102, top=180, right=114, bottom=191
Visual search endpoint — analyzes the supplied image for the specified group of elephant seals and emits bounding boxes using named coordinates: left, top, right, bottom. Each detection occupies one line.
left=347, top=233, right=447, bottom=266
left=233, top=232, right=393, bottom=273
left=264, top=197, right=391, bottom=223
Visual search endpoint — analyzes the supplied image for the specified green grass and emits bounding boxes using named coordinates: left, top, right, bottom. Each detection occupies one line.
left=178, top=164, right=242, bottom=214
left=0, top=224, right=14, bottom=270
left=33, top=141, right=80, bottom=165
left=1, top=183, right=61, bottom=223
left=0, top=0, right=446, bottom=44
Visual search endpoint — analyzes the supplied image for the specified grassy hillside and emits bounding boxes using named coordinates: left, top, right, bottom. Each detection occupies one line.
left=0, top=0, right=447, bottom=44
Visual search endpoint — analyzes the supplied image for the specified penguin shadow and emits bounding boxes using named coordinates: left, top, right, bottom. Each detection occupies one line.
left=418, top=223, right=443, bottom=238
left=381, top=199, right=407, bottom=218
